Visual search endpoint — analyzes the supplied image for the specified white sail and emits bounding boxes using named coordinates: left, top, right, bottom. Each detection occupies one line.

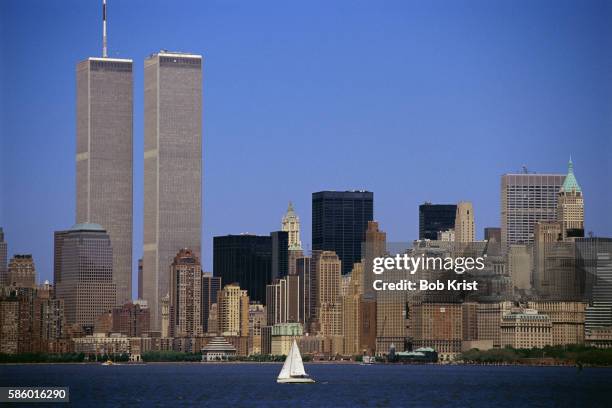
left=289, top=340, right=306, bottom=377
left=278, top=340, right=307, bottom=380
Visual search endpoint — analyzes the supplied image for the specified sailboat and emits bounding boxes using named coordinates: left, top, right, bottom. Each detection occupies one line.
left=277, top=340, right=315, bottom=384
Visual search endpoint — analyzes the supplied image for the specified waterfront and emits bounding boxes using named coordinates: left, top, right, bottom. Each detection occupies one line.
left=1, top=364, right=612, bottom=407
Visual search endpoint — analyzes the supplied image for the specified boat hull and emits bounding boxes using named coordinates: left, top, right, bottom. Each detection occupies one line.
left=277, top=377, right=316, bottom=384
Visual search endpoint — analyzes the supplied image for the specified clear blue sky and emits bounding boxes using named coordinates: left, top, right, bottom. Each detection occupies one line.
left=1, top=0, right=611, bottom=297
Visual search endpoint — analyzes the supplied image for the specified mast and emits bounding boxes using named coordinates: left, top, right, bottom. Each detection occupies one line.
left=102, top=0, right=108, bottom=57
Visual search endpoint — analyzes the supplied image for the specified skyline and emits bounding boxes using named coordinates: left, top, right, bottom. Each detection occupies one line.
left=1, top=0, right=611, bottom=295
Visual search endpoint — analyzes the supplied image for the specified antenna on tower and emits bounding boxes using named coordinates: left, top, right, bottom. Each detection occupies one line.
left=102, top=0, right=108, bottom=57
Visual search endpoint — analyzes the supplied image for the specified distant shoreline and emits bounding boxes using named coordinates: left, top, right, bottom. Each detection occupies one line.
left=1, top=361, right=610, bottom=368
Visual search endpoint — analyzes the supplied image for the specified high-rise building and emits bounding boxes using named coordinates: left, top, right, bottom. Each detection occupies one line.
left=76, top=56, right=133, bottom=306
left=342, top=262, right=363, bottom=355
left=312, top=191, right=374, bottom=275
left=418, top=203, right=457, bottom=241
left=169, top=249, right=203, bottom=337
left=213, top=234, right=272, bottom=304
left=0, top=287, right=36, bottom=354
left=271, top=231, right=289, bottom=280
left=266, top=278, right=287, bottom=326
left=7, top=255, right=36, bottom=288
left=534, top=221, right=581, bottom=300
left=143, top=51, right=203, bottom=330
left=0, top=228, right=7, bottom=286
left=282, top=202, right=302, bottom=250
left=217, top=284, right=249, bottom=337
left=281, top=203, right=303, bottom=276
left=507, top=244, right=531, bottom=290
left=501, top=172, right=565, bottom=250
left=248, top=303, right=266, bottom=355
left=315, top=251, right=342, bottom=337
left=363, top=221, right=387, bottom=297
left=557, top=159, right=584, bottom=240
left=454, top=202, right=475, bottom=243
left=577, top=238, right=612, bottom=330
left=266, top=274, right=301, bottom=326
left=201, top=273, right=221, bottom=333
left=296, top=256, right=315, bottom=329
left=54, top=223, right=116, bottom=329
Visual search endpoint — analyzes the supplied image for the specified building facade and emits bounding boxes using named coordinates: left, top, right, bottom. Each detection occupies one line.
left=312, top=191, right=374, bottom=275
left=217, top=284, right=249, bottom=337
left=76, top=57, right=133, bottom=306
left=316, top=251, right=342, bottom=337
left=7, top=255, right=36, bottom=288
left=169, top=249, right=203, bottom=337
left=213, top=234, right=272, bottom=304
left=143, top=51, right=203, bottom=330
left=500, top=309, right=552, bottom=349
left=454, top=202, right=475, bottom=243
left=0, top=228, right=7, bottom=286
left=419, top=203, right=457, bottom=241
left=54, top=223, right=116, bottom=329
left=501, top=173, right=564, bottom=251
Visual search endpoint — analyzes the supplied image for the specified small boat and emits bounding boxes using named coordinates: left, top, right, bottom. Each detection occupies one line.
left=101, top=359, right=114, bottom=366
left=360, top=355, right=375, bottom=365
left=277, top=340, right=315, bottom=384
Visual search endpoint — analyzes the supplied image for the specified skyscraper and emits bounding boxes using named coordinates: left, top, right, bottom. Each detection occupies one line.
left=76, top=56, right=133, bottom=306
left=201, top=273, right=221, bottom=333
left=418, top=203, right=457, bottom=240
left=557, top=159, right=584, bottom=240
left=54, top=223, right=116, bottom=329
left=281, top=203, right=303, bottom=276
left=0, top=228, right=7, bottom=286
left=213, top=234, right=272, bottom=304
left=315, top=251, right=342, bottom=337
left=454, top=202, right=475, bottom=243
left=143, top=51, right=203, bottom=330
left=501, top=172, right=564, bottom=251
left=312, top=191, right=374, bottom=275
left=217, top=283, right=249, bottom=337
left=282, top=202, right=302, bottom=250
left=169, top=248, right=203, bottom=337
left=363, top=221, right=387, bottom=296
left=271, top=231, right=289, bottom=280
left=342, top=262, right=364, bottom=355
left=577, top=238, right=612, bottom=329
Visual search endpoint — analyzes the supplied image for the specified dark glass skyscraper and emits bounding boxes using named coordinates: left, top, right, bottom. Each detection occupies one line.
left=213, top=235, right=272, bottom=304
left=418, top=203, right=457, bottom=240
left=271, top=231, right=289, bottom=280
left=312, top=191, right=374, bottom=275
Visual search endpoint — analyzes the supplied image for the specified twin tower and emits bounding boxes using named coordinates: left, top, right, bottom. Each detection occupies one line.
left=76, top=52, right=203, bottom=330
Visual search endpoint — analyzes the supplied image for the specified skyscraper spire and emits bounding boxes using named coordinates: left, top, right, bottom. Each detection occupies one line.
left=560, top=157, right=581, bottom=193
left=102, top=0, right=108, bottom=58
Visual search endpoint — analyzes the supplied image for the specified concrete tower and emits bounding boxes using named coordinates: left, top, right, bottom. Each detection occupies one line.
left=557, top=158, right=584, bottom=240
left=454, top=202, right=475, bottom=243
